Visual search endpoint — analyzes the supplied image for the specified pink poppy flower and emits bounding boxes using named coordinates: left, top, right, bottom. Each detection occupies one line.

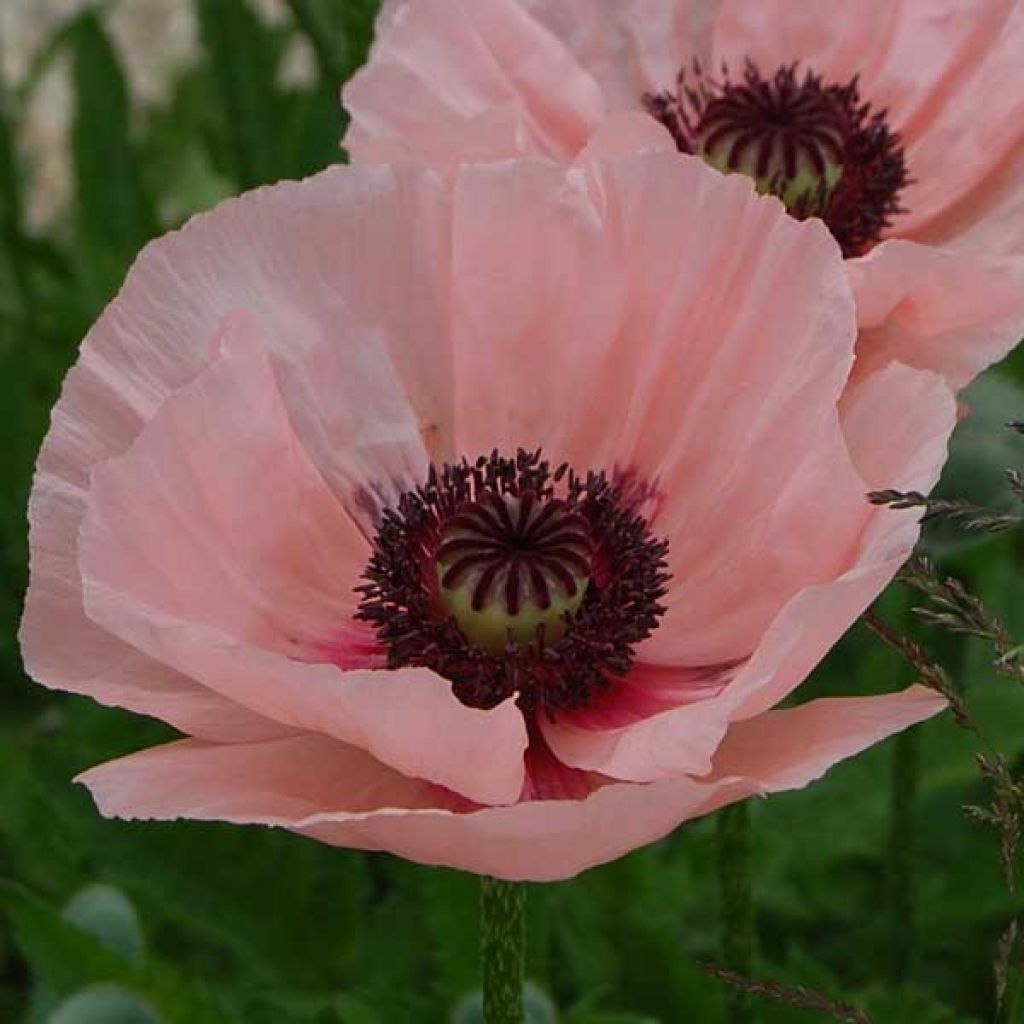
left=343, top=0, right=1024, bottom=390
left=21, top=149, right=953, bottom=881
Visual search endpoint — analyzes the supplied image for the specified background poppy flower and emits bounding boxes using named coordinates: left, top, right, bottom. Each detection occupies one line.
left=343, top=0, right=1024, bottom=390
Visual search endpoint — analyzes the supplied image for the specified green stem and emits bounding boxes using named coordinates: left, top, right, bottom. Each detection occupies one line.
left=480, top=877, right=526, bottom=1024
left=717, top=802, right=757, bottom=1024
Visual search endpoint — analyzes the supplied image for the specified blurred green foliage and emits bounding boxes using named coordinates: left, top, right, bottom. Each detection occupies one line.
left=0, top=1, right=1022, bottom=1021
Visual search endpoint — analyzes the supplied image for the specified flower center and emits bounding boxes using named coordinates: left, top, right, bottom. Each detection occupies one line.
left=696, top=69, right=846, bottom=211
left=643, top=62, right=909, bottom=257
left=356, top=451, right=669, bottom=712
left=435, top=490, right=592, bottom=655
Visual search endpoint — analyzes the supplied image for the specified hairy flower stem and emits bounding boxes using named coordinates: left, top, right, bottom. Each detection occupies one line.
left=888, top=727, right=919, bottom=984
left=480, top=877, right=526, bottom=1023
left=717, top=802, right=758, bottom=1023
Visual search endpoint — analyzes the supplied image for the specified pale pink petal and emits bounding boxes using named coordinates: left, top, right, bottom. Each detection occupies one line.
left=19, top=323, right=290, bottom=742
left=20, top=601, right=287, bottom=742
left=544, top=361, right=955, bottom=781
left=713, top=0, right=1008, bottom=150
left=78, top=734, right=445, bottom=823
left=477, top=151, right=865, bottom=666
left=453, top=151, right=854, bottom=466
left=571, top=111, right=677, bottom=162
left=21, top=164, right=454, bottom=732
left=78, top=603, right=527, bottom=807
left=78, top=334, right=527, bottom=806
left=342, top=0, right=606, bottom=165
left=709, top=686, right=947, bottom=790
left=714, top=546, right=915, bottom=722
left=80, top=733, right=718, bottom=881
left=722, top=360, right=955, bottom=722
left=849, top=239, right=1024, bottom=389
left=543, top=547, right=908, bottom=782
left=541, top=550, right=903, bottom=782
left=712, top=0, right=899, bottom=92
left=722, top=360, right=956, bottom=721
left=453, top=153, right=915, bottom=691
left=893, top=2, right=1024, bottom=235
left=548, top=661, right=732, bottom=731
left=113, top=165, right=453, bottom=519
left=521, top=0, right=720, bottom=110
left=80, top=324, right=369, bottom=656
left=541, top=676, right=734, bottom=783
left=520, top=734, right=606, bottom=801
left=80, top=690, right=941, bottom=880
left=839, top=361, right=957, bottom=494
left=908, top=142, right=1024, bottom=259
left=196, top=782, right=732, bottom=882
left=449, top=157, right=622, bottom=461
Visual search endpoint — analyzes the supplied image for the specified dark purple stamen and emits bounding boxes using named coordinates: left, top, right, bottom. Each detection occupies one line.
left=356, top=450, right=670, bottom=712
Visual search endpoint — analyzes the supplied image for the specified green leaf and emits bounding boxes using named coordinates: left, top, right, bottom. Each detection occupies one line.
left=924, top=372, right=1024, bottom=556
left=332, top=993, right=385, bottom=1024
left=1, top=880, right=144, bottom=996
left=423, top=870, right=479, bottom=1001
left=196, top=0, right=285, bottom=188
left=68, top=10, right=154, bottom=306
left=282, top=0, right=348, bottom=85
left=49, top=984, right=161, bottom=1024
left=279, top=85, right=345, bottom=180
left=0, top=72, right=23, bottom=234
left=64, top=885, right=145, bottom=965
left=140, top=65, right=235, bottom=224
left=323, top=0, right=380, bottom=76
left=565, top=1014, right=658, bottom=1024
left=0, top=880, right=223, bottom=1022
left=860, top=986, right=975, bottom=1023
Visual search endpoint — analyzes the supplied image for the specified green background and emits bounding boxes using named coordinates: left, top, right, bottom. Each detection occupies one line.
left=1, top=2, right=1022, bottom=1021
